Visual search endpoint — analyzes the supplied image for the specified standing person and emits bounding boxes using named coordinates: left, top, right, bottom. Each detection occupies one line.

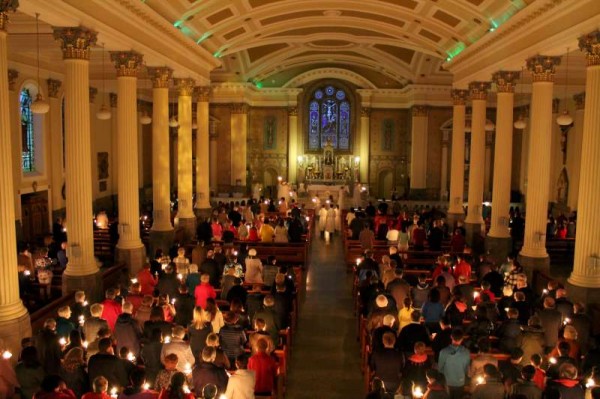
left=325, top=204, right=336, bottom=243
left=157, top=372, right=194, bottom=399
left=334, top=204, right=342, bottom=233
left=438, top=329, right=470, bottom=399
left=35, top=318, right=63, bottom=375
left=15, top=346, right=45, bottom=399
left=244, top=249, right=263, bottom=285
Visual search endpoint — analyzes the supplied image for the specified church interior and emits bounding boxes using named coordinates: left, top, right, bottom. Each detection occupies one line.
left=0, top=0, right=600, bottom=398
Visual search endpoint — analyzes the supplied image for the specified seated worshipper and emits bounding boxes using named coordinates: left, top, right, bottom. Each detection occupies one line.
left=544, top=363, right=585, bottom=399
left=157, top=372, right=194, bottom=399
left=249, top=318, right=275, bottom=355
left=154, top=354, right=179, bottom=392
left=224, top=354, right=256, bottom=399
left=367, top=295, right=398, bottom=333
left=496, top=307, right=523, bottom=354
left=81, top=376, right=111, bottom=399
left=87, top=337, right=129, bottom=389
left=397, top=310, right=431, bottom=353
left=468, top=337, right=499, bottom=390
left=160, top=326, right=195, bottom=373
left=113, top=301, right=143, bottom=357
left=117, top=368, right=159, bottom=399
left=219, top=312, right=248, bottom=367
left=370, top=332, right=404, bottom=395
left=192, top=347, right=229, bottom=394
left=138, top=263, right=158, bottom=296
left=248, top=339, right=278, bottom=395
left=244, top=249, right=264, bottom=284
left=399, top=341, right=432, bottom=397
left=509, top=365, right=543, bottom=399
left=195, top=274, right=217, bottom=309
left=173, top=284, right=195, bottom=327
left=371, top=314, right=399, bottom=353
left=471, top=364, right=505, bottom=399
left=205, top=333, right=231, bottom=370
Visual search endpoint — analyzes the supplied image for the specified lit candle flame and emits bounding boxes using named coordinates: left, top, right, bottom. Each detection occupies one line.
left=177, top=273, right=183, bottom=280
left=476, top=376, right=484, bottom=385
left=127, top=352, right=136, bottom=362
left=143, top=383, right=150, bottom=390
left=183, top=384, right=191, bottom=394
left=412, top=386, right=423, bottom=398
left=79, top=315, right=85, bottom=325
left=549, top=357, right=557, bottom=364
left=587, top=378, right=596, bottom=388
left=184, top=362, right=192, bottom=375
left=473, top=292, right=480, bottom=299
left=171, top=298, right=176, bottom=305
left=564, top=317, right=571, bottom=325
left=2, top=351, right=12, bottom=359
left=82, top=341, right=88, bottom=349
left=83, top=301, right=89, bottom=306
left=543, top=289, right=549, bottom=294
left=110, top=387, right=118, bottom=398
left=24, top=270, right=31, bottom=276
left=59, top=337, right=67, bottom=346
left=131, top=278, right=138, bottom=284
left=164, top=336, right=171, bottom=343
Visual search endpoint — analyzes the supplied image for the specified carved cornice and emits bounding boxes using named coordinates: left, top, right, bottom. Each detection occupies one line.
left=360, top=107, right=371, bottom=117
left=552, top=98, right=560, bottom=114
left=0, top=0, right=18, bottom=32
left=47, top=78, right=61, bottom=98
left=7, top=68, right=18, bottom=91
left=451, top=89, right=469, bottom=105
left=492, top=71, right=520, bottom=93
left=288, top=106, right=298, bottom=117
left=230, top=103, right=248, bottom=114
left=526, top=55, right=561, bottom=83
left=147, top=66, right=172, bottom=89
left=109, top=92, right=117, bottom=108
left=579, top=30, right=600, bottom=67
left=411, top=105, right=429, bottom=117
left=195, top=86, right=210, bottom=102
left=574, top=92, right=586, bottom=110
left=53, top=27, right=98, bottom=60
left=89, top=87, right=98, bottom=103
left=469, top=81, right=491, bottom=100
left=174, top=78, right=196, bottom=96
left=110, top=51, right=143, bottom=77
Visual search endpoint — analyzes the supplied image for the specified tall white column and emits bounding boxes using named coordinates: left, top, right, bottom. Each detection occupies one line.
left=518, top=106, right=530, bottom=195
left=230, top=103, right=248, bottom=190
left=410, top=105, right=429, bottom=196
left=110, top=93, right=118, bottom=196
left=47, top=78, right=64, bottom=215
left=568, top=31, right=600, bottom=290
left=175, top=78, right=196, bottom=240
left=7, top=69, right=21, bottom=231
left=566, top=93, right=585, bottom=210
left=549, top=98, right=562, bottom=201
left=209, top=120, right=218, bottom=193
left=288, top=106, right=298, bottom=183
left=195, top=87, right=211, bottom=210
left=465, top=81, right=491, bottom=240
left=440, top=130, right=449, bottom=200
left=484, top=131, right=493, bottom=201
left=448, top=89, right=469, bottom=218
left=519, top=56, right=561, bottom=268
left=0, top=6, right=31, bottom=359
left=53, top=27, right=101, bottom=297
left=359, top=107, right=370, bottom=183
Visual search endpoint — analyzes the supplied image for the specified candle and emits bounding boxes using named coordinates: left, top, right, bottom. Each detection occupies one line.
left=24, top=270, right=31, bottom=276
left=82, top=341, right=88, bottom=349
left=412, top=386, right=424, bottom=398
left=127, top=352, right=136, bottom=362
left=164, top=336, right=171, bottom=343
left=83, top=301, right=89, bottom=306
left=183, top=362, right=192, bottom=375
left=177, top=273, right=183, bottom=280
left=473, top=292, right=480, bottom=299
left=2, top=350, right=12, bottom=359
left=586, top=378, right=596, bottom=388
left=549, top=357, right=557, bottom=364
left=171, top=298, right=176, bottom=305
left=476, top=376, right=484, bottom=385
left=59, top=337, right=67, bottom=346
left=143, top=383, right=150, bottom=390
left=305, top=216, right=310, bottom=222
left=183, top=384, right=191, bottom=394
left=356, top=258, right=361, bottom=265
left=110, top=387, right=118, bottom=398
left=131, top=278, right=138, bottom=284
left=563, top=317, right=571, bottom=325
left=543, top=289, right=549, bottom=294
left=219, top=395, right=228, bottom=399
left=79, top=315, right=85, bottom=325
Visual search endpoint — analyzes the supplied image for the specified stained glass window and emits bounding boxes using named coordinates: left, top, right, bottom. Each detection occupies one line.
left=308, top=85, right=350, bottom=150
left=20, top=89, right=35, bottom=172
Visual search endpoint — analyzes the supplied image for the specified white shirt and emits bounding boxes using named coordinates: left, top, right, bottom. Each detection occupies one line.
left=225, top=369, right=256, bottom=399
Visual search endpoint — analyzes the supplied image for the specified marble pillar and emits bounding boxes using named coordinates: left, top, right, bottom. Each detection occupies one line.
left=209, top=120, right=218, bottom=194
left=410, top=105, right=429, bottom=198
left=518, top=106, right=531, bottom=196
left=465, top=81, right=491, bottom=244
left=440, top=130, right=449, bottom=200
left=288, top=106, right=298, bottom=184
left=230, top=103, right=248, bottom=191
left=47, top=78, right=64, bottom=219
left=568, top=31, right=600, bottom=302
left=518, top=55, right=561, bottom=274
left=484, top=131, right=493, bottom=201
left=0, top=5, right=31, bottom=359
left=195, top=87, right=211, bottom=213
left=7, top=69, right=21, bottom=238
left=359, top=107, right=370, bottom=184
left=549, top=98, right=562, bottom=202
left=448, top=89, right=469, bottom=222
left=110, top=93, right=118, bottom=198
left=487, top=71, right=519, bottom=261
left=566, top=93, right=585, bottom=210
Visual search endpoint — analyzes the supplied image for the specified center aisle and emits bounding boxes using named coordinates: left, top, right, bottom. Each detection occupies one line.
left=285, top=233, right=364, bottom=399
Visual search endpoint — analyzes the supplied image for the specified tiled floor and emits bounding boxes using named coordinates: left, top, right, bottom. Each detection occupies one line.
left=285, top=234, right=364, bottom=399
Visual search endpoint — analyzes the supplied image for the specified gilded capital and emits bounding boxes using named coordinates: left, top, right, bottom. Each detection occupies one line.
left=451, top=89, right=469, bottom=105
left=147, top=66, right=172, bottom=88
left=526, top=55, right=561, bottom=82
left=89, top=87, right=98, bottom=103
left=288, top=106, right=298, bottom=117
left=360, top=107, right=371, bottom=117
left=0, top=0, right=19, bottom=32
left=53, top=27, right=98, bottom=60
left=492, top=71, right=520, bottom=93
left=7, top=68, right=18, bottom=91
left=468, top=81, right=491, bottom=100
left=47, top=78, right=61, bottom=98
left=195, top=86, right=211, bottom=102
left=174, top=78, right=196, bottom=96
left=579, top=30, right=600, bottom=67
left=109, top=93, right=117, bottom=108
left=110, top=51, right=143, bottom=77
left=574, top=92, right=585, bottom=110
left=230, top=103, right=248, bottom=114
left=552, top=98, right=560, bottom=114
left=412, top=105, right=428, bottom=117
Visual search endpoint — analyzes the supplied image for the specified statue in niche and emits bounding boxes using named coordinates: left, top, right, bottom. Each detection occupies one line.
left=264, top=117, right=276, bottom=149
left=556, top=168, right=568, bottom=204
left=323, top=138, right=334, bottom=165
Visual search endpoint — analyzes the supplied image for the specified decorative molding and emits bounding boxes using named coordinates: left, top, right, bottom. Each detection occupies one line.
left=174, top=78, right=196, bottom=97
left=552, top=98, right=560, bottom=114
left=287, top=106, right=298, bottom=117
left=574, top=92, right=586, bottom=110
left=492, top=71, right=520, bottom=93
left=7, top=68, right=18, bottom=91
left=526, top=55, right=561, bottom=83
left=283, top=67, right=378, bottom=89
left=468, top=81, right=491, bottom=100
left=230, top=103, right=248, bottom=114
left=579, top=30, right=600, bottom=67
left=53, top=27, right=98, bottom=60
left=360, top=107, right=371, bottom=118
left=195, top=86, right=210, bottom=102
left=47, top=78, right=61, bottom=98
left=411, top=105, right=429, bottom=117
left=0, top=0, right=18, bottom=32
left=451, top=89, right=469, bottom=105
left=109, top=92, right=117, bottom=108
left=110, top=51, right=143, bottom=77
left=89, top=87, right=98, bottom=103
left=147, top=66, right=172, bottom=89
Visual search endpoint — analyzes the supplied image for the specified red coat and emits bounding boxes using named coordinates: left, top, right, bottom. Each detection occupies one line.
left=138, top=269, right=158, bottom=296
left=158, top=390, right=194, bottom=399
left=248, top=352, right=277, bottom=393
left=194, top=283, right=216, bottom=309
left=127, top=293, right=144, bottom=314
left=453, top=260, right=472, bottom=281
left=101, top=299, right=122, bottom=330
left=82, top=393, right=111, bottom=399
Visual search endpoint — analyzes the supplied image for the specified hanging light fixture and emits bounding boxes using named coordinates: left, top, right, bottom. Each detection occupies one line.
left=168, top=94, right=179, bottom=128
left=514, top=66, right=527, bottom=129
left=30, top=13, right=49, bottom=114
left=139, top=65, right=152, bottom=125
left=96, top=43, right=112, bottom=120
left=484, top=120, right=495, bottom=131
left=556, top=48, right=573, bottom=126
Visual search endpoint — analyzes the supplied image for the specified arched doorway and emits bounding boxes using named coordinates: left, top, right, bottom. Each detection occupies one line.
left=378, top=169, right=394, bottom=200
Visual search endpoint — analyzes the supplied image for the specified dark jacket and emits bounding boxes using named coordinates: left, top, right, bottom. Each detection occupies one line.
left=544, top=379, right=585, bottom=399
left=191, top=362, right=229, bottom=393
left=518, top=325, right=545, bottom=366
left=173, top=293, right=196, bottom=326
left=56, top=317, right=76, bottom=340
left=83, top=317, right=110, bottom=341
left=157, top=273, right=180, bottom=299
left=370, top=348, right=404, bottom=394
left=35, top=328, right=63, bottom=374
left=536, top=308, right=562, bottom=348
left=140, top=341, right=163, bottom=384
left=510, top=380, right=542, bottom=399
left=188, top=323, right=213, bottom=358
left=114, top=313, right=143, bottom=356
left=496, top=318, right=522, bottom=353
left=398, top=323, right=430, bottom=353
left=87, top=352, right=129, bottom=388
left=200, top=259, right=221, bottom=288
left=471, top=379, right=505, bottom=399
left=60, top=364, right=89, bottom=399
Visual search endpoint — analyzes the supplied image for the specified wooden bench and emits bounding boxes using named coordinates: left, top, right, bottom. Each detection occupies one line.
left=30, top=291, right=76, bottom=334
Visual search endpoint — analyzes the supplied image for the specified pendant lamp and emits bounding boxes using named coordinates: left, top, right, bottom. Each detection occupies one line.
left=96, top=43, right=112, bottom=120
left=30, top=13, right=49, bottom=114
left=514, top=67, right=527, bottom=129
left=556, top=48, right=573, bottom=126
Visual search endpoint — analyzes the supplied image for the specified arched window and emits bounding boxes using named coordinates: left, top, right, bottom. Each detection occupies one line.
left=20, top=88, right=35, bottom=172
left=308, top=85, right=350, bottom=150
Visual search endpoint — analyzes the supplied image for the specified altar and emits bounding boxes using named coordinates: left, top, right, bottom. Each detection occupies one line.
left=298, top=141, right=360, bottom=184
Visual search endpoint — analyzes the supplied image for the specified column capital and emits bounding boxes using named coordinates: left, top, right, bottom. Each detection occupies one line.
left=147, top=66, right=172, bottom=88
left=574, top=92, right=586, bottom=110
left=360, top=107, right=371, bottom=117
left=288, top=106, right=298, bottom=116
left=526, top=55, right=561, bottom=82
left=492, top=71, right=520, bottom=93
left=0, top=0, right=18, bottom=32
left=174, top=78, right=196, bottom=96
left=7, top=68, right=18, bottom=91
left=109, top=92, right=118, bottom=108
left=468, top=81, right=491, bottom=100
left=552, top=98, right=560, bottom=114
left=47, top=78, right=62, bottom=98
left=230, top=103, right=248, bottom=114
left=110, top=51, right=143, bottom=77
left=411, top=105, right=429, bottom=117
left=53, top=27, right=98, bottom=60
left=578, top=30, right=600, bottom=67
left=195, top=86, right=211, bottom=102
left=451, top=89, right=469, bottom=105
left=89, top=87, right=98, bottom=103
